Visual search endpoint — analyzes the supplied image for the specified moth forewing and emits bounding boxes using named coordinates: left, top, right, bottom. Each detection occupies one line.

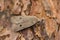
left=11, top=16, right=40, bottom=32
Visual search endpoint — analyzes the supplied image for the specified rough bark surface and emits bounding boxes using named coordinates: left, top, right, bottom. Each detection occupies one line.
left=0, top=0, right=60, bottom=40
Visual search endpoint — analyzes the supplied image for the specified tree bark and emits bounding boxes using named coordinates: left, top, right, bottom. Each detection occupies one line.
left=0, top=0, right=60, bottom=40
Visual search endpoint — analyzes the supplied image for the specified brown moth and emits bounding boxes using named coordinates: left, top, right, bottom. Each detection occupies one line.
left=11, top=16, right=40, bottom=32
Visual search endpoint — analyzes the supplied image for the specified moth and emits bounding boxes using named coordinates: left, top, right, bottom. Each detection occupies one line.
left=11, top=16, right=40, bottom=32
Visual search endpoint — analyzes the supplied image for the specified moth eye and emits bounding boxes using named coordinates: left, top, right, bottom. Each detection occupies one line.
left=20, top=24, right=22, bottom=27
